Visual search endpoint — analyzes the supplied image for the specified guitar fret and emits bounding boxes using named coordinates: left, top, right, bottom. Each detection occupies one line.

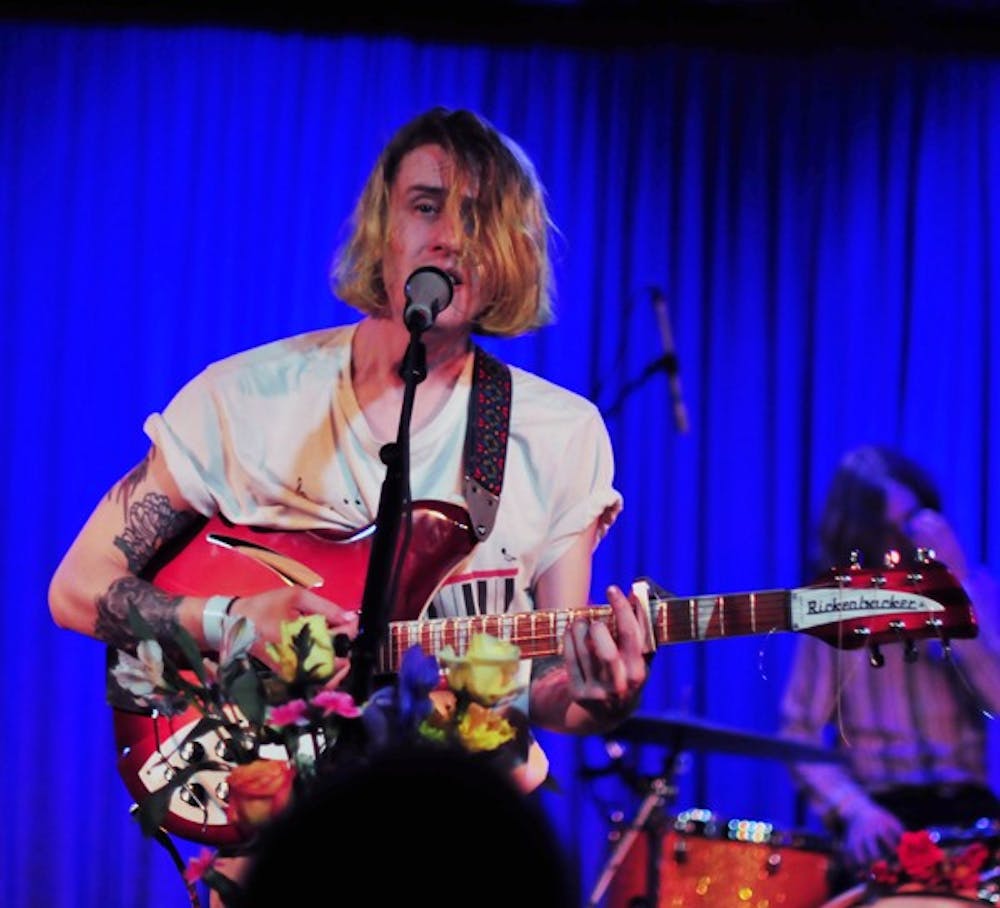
left=718, top=595, right=725, bottom=637
left=749, top=591, right=757, bottom=634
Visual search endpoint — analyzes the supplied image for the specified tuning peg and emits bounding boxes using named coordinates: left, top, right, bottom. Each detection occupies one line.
left=883, top=549, right=901, bottom=568
left=868, top=644, right=885, bottom=668
left=915, top=547, right=937, bottom=564
left=849, top=550, right=863, bottom=570
left=904, top=639, right=919, bottom=663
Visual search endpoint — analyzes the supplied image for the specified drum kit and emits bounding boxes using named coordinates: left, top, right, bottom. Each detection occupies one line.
left=586, top=712, right=1000, bottom=908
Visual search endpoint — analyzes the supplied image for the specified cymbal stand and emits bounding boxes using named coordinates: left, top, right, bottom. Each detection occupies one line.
left=586, top=749, right=681, bottom=908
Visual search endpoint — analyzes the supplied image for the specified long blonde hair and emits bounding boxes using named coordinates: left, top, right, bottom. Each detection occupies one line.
left=331, top=107, right=555, bottom=337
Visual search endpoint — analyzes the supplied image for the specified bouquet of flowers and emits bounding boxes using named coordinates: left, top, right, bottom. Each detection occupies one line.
left=111, top=607, right=546, bottom=907
left=865, top=828, right=993, bottom=901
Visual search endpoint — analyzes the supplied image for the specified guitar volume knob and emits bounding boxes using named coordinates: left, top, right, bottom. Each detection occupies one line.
left=178, top=782, right=208, bottom=807
left=180, top=740, right=206, bottom=764
left=216, top=738, right=238, bottom=762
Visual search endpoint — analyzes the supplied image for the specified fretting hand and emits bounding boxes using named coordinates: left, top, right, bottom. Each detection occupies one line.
left=565, top=582, right=655, bottom=722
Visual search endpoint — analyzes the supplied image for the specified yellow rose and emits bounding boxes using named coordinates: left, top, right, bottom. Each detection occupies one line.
left=456, top=701, right=517, bottom=752
left=224, top=759, right=295, bottom=831
left=265, top=614, right=335, bottom=682
left=439, top=633, right=521, bottom=705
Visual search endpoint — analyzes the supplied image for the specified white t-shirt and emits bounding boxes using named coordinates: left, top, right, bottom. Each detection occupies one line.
left=144, top=324, right=623, bottom=639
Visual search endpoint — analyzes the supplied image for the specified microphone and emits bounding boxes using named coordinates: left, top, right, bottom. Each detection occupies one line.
left=650, top=287, right=690, bottom=434
left=403, top=266, right=454, bottom=332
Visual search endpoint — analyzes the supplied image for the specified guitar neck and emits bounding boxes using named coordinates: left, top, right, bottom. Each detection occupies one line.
left=378, top=590, right=792, bottom=673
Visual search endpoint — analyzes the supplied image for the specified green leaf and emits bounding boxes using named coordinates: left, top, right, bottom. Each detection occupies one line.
left=292, top=625, right=315, bottom=684
left=126, top=604, right=157, bottom=641
left=173, top=623, right=210, bottom=685
left=228, top=668, right=266, bottom=726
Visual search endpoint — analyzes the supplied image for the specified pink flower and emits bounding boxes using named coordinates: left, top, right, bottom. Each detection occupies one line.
left=312, top=689, right=361, bottom=718
left=268, top=698, right=309, bottom=727
left=183, top=848, right=215, bottom=884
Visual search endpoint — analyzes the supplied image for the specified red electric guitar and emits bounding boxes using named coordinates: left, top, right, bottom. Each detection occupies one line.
left=111, top=501, right=978, bottom=846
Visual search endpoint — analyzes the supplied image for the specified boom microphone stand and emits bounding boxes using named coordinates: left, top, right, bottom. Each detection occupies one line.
left=586, top=746, right=682, bottom=908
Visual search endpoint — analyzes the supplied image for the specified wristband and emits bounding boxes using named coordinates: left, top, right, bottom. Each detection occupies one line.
left=202, top=595, right=238, bottom=651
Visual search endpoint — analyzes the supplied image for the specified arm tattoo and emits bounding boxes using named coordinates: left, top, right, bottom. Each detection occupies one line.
left=113, top=491, right=197, bottom=574
left=530, top=655, right=562, bottom=684
left=108, top=451, right=152, bottom=518
left=95, top=575, right=186, bottom=659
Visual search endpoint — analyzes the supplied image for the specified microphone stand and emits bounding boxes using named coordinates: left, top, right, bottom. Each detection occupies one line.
left=602, top=353, right=678, bottom=420
left=347, top=325, right=427, bottom=704
left=586, top=747, right=681, bottom=908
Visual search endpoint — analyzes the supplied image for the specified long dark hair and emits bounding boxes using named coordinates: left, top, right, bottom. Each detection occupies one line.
left=812, top=444, right=942, bottom=575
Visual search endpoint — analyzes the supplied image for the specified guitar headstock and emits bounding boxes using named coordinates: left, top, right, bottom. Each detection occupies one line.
left=791, top=551, right=978, bottom=656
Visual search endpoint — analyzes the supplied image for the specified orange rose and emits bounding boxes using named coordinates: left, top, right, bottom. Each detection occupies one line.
left=225, top=759, right=295, bottom=831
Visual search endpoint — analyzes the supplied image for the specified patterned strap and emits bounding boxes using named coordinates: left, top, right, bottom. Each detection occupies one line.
left=463, top=345, right=512, bottom=542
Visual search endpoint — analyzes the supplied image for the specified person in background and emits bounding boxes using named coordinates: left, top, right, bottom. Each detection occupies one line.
left=48, top=106, right=654, bottom=900
left=779, top=444, right=1000, bottom=892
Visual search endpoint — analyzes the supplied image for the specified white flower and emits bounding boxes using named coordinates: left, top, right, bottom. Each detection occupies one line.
left=219, top=614, right=256, bottom=665
left=111, top=640, right=167, bottom=700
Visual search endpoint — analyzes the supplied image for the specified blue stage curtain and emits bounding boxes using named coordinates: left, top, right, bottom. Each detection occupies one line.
left=2, top=20, right=998, bottom=907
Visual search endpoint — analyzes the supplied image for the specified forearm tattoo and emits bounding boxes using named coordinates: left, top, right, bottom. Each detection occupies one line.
left=530, top=654, right=562, bottom=684
left=114, top=491, right=197, bottom=574
left=99, top=466, right=198, bottom=656
left=95, top=575, right=185, bottom=658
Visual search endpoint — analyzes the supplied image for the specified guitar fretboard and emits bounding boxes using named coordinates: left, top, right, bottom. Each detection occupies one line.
left=377, top=590, right=794, bottom=673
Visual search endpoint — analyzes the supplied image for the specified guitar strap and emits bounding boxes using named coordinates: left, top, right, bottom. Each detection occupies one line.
left=463, top=344, right=512, bottom=542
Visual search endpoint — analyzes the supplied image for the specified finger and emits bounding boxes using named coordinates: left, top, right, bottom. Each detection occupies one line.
left=606, top=586, right=653, bottom=686
left=328, top=609, right=359, bottom=636
left=566, top=618, right=626, bottom=704
left=628, top=581, right=657, bottom=655
left=587, top=620, right=629, bottom=695
left=607, top=585, right=647, bottom=660
left=290, top=589, right=360, bottom=630
left=322, top=659, right=352, bottom=690
left=565, top=619, right=599, bottom=697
